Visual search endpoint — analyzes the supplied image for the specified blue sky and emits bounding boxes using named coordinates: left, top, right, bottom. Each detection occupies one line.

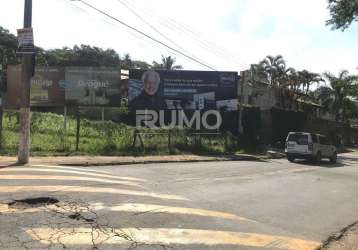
left=0, top=0, right=357, bottom=74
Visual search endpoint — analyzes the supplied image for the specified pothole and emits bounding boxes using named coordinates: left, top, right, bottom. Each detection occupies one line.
left=8, top=197, right=59, bottom=208
left=68, top=212, right=95, bottom=222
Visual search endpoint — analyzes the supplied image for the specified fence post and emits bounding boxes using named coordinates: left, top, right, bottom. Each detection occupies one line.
left=63, top=106, right=67, bottom=150
left=0, top=107, right=3, bottom=149
left=224, top=132, right=228, bottom=150
left=76, top=107, right=80, bottom=151
left=132, top=130, right=137, bottom=147
left=168, top=130, right=171, bottom=151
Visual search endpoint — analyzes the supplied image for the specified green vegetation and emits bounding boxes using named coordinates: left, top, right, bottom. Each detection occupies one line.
left=0, top=25, right=182, bottom=77
left=251, top=55, right=358, bottom=123
left=327, top=0, right=358, bottom=31
left=0, top=111, right=237, bottom=156
left=152, top=55, right=183, bottom=70
left=316, top=71, right=358, bottom=122
left=252, top=55, right=324, bottom=92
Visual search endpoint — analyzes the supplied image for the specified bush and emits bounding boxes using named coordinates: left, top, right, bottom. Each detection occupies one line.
left=0, top=111, right=238, bottom=156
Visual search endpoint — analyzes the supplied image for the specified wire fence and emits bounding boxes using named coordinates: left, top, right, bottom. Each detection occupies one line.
left=0, top=110, right=238, bottom=156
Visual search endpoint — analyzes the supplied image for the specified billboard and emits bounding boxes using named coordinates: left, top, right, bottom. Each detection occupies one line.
left=129, top=69, right=238, bottom=111
left=5, top=66, right=124, bottom=108
left=5, top=65, right=65, bottom=108
left=64, top=67, right=122, bottom=107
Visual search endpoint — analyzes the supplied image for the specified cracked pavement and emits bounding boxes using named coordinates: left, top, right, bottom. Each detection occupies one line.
left=0, top=152, right=358, bottom=249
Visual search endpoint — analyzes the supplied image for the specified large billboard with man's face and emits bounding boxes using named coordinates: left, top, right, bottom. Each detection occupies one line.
left=129, top=69, right=238, bottom=111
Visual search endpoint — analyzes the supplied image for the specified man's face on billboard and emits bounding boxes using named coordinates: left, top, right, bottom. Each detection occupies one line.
left=144, top=73, right=160, bottom=96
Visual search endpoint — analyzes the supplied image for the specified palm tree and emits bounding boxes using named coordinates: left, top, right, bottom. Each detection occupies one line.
left=279, top=67, right=298, bottom=89
left=297, top=70, right=323, bottom=94
left=152, top=55, right=183, bottom=70
left=316, top=70, right=358, bottom=122
left=259, top=55, right=286, bottom=86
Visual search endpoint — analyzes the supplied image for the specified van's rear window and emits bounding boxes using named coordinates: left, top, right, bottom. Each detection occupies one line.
left=287, top=134, right=308, bottom=145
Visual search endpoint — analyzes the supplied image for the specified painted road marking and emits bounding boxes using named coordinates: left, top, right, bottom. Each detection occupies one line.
left=26, top=227, right=320, bottom=250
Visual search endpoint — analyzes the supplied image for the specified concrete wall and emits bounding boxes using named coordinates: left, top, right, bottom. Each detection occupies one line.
left=258, top=108, right=358, bottom=146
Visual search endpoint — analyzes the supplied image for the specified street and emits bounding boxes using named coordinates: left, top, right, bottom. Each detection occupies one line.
left=1, top=152, right=358, bottom=249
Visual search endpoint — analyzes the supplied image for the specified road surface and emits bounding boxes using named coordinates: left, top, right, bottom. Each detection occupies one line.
left=0, top=152, right=358, bottom=249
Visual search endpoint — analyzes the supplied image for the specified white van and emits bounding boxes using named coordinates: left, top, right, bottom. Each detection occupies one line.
left=285, top=132, right=337, bottom=163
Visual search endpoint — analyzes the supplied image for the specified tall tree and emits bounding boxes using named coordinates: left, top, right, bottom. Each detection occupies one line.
left=297, top=70, right=323, bottom=94
left=121, top=53, right=133, bottom=69
left=132, top=60, right=151, bottom=69
left=153, top=55, right=183, bottom=70
left=258, top=55, right=286, bottom=86
left=316, top=70, right=358, bottom=122
left=327, top=0, right=358, bottom=31
left=0, top=26, right=19, bottom=91
left=120, top=53, right=151, bottom=70
left=37, top=45, right=121, bottom=67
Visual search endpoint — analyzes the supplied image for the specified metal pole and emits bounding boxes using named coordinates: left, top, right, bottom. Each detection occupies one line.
left=17, top=0, right=33, bottom=164
left=76, top=107, right=80, bottom=151
left=101, top=107, right=105, bottom=122
left=0, top=107, right=3, bottom=149
left=238, top=71, right=245, bottom=135
left=63, top=106, right=67, bottom=150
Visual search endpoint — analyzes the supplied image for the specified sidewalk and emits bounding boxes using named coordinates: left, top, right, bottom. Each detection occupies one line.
left=0, top=153, right=265, bottom=167
left=320, top=222, right=358, bottom=250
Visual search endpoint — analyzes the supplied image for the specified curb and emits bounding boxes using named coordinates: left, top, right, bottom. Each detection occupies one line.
left=0, top=155, right=266, bottom=168
left=58, top=155, right=266, bottom=167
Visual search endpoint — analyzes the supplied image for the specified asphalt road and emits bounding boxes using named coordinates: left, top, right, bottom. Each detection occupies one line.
left=0, top=152, right=358, bottom=249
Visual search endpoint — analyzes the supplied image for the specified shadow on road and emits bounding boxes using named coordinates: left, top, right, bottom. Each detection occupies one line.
left=291, top=159, right=346, bottom=168
left=0, top=163, right=26, bottom=169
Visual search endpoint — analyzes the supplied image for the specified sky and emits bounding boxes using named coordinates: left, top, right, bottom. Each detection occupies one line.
left=0, top=0, right=357, bottom=75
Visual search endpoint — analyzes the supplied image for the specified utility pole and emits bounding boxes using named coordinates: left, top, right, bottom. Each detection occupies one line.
left=17, top=0, right=33, bottom=164
left=238, top=71, right=246, bottom=135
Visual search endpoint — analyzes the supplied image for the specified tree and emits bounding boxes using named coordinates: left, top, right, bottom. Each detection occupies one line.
left=36, top=45, right=121, bottom=67
left=0, top=26, right=19, bottom=91
left=120, top=53, right=151, bottom=70
left=279, top=67, right=299, bottom=89
left=327, top=0, right=358, bottom=31
left=316, top=70, right=358, bottom=122
left=258, top=55, right=286, bottom=86
left=121, top=53, right=133, bottom=69
left=152, top=55, right=183, bottom=70
left=132, top=60, right=151, bottom=69
left=297, top=70, right=323, bottom=94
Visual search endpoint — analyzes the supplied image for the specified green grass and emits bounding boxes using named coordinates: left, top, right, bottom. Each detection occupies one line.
left=0, top=111, right=239, bottom=156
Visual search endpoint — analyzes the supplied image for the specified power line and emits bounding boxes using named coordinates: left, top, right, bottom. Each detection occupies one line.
left=115, top=0, right=217, bottom=70
left=121, top=0, right=247, bottom=68
left=65, top=1, right=201, bottom=69
left=70, top=0, right=217, bottom=71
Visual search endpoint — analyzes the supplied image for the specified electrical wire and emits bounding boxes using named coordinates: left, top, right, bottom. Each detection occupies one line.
left=115, top=0, right=217, bottom=70
left=70, top=0, right=218, bottom=71
left=120, top=0, right=246, bottom=68
left=65, top=0, right=180, bottom=62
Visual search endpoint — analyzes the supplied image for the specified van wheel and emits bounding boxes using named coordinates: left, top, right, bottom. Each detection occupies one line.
left=315, top=152, right=322, bottom=164
left=287, top=156, right=295, bottom=162
left=330, top=152, right=337, bottom=163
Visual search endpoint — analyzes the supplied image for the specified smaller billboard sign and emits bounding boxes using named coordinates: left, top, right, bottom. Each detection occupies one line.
left=17, top=28, right=35, bottom=54
left=5, top=66, right=65, bottom=108
left=65, top=67, right=122, bottom=107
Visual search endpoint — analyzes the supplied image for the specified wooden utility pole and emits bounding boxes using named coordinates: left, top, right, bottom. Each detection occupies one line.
left=17, top=0, right=33, bottom=164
